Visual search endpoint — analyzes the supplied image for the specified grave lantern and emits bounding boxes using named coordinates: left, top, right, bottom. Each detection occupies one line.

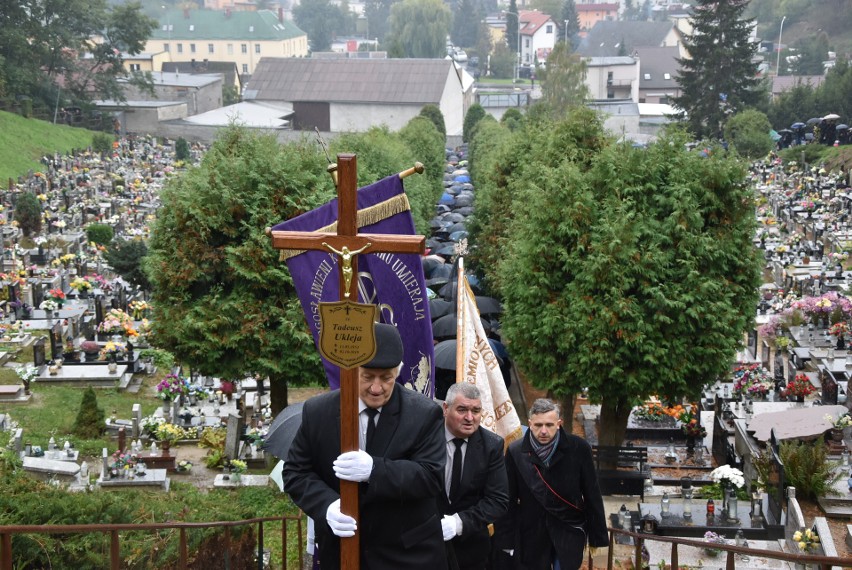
left=681, top=477, right=693, bottom=519
left=726, top=489, right=739, bottom=523
left=842, top=448, right=850, bottom=470
left=618, top=504, right=629, bottom=529
left=660, top=491, right=670, bottom=516
left=640, top=513, right=658, bottom=534
left=664, top=439, right=677, bottom=464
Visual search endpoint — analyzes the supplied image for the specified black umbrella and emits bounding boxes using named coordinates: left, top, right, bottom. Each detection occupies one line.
left=807, top=117, right=822, bottom=125
left=447, top=222, right=467, bottom=233
left=475, top=296, right=503, bottom=316
left=837, top=124, right=849, bottom=131
left=449, top=230, right=469, bottom=242
left=422, top=256, right=446, bottom=277
left=791, top=122, right=806, bottom=130
left=431, top=313, right=491, bottom=340
left=429, top=263, right=454, bottom=278
left=433, top=338, right=506, bottom=370
left=426, top=276, right=450, bottom=289
left=262, top=401, right=305, bottom=460
left=442, top=212, right=466, bottom=222
left=435, top=204, right=451, bottom=214
left=454, top=195, right=474, bottom=207
left=434, top=245, right=457, bottom=258
left=429, top=298, right=453, bottom=320
left=777, top=128, right=793, bottom=134
left=454, top=206, right=474, bottom=216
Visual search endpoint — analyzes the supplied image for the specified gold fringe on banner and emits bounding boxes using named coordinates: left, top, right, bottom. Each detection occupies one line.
left=278, top=193, right=412, bottom=261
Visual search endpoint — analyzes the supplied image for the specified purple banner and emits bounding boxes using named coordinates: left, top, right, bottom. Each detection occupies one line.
left=272, top=175, right=434, bottom=395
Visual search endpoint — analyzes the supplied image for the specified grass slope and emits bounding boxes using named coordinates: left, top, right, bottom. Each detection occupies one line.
left=0, top=110, right=100, bottom=183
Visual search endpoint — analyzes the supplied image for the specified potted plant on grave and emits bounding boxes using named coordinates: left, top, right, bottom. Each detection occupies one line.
left=227, top=458, right=248, bottom=485
left=39, top=298, right=59, bottom=315
left=156, top=374, right=189, bottom=407
left=15, top=365, right=38, bottom=395
left=97, top=308, right=136, bottom=339
left=154, top=422, right=185, bottom=453
left=99, top=341, right=125, bottom=373
left=69, top=277, right=92, bottom=298
left=785, top=374, right=817, bottom=402
left=793, top=528, right=820, bottom=553
left=703, top=531, right=726, bottom=557
left=62, top=339, right=81, bottom=362
left=824, top=412, right=852, bottom=442
left=829, top=321, right=849, bottom=349
left=45, top=288, right=65, bottom=308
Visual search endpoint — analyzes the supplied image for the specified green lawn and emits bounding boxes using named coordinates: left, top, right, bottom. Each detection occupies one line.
left=0, top=110, right=102, bottom=182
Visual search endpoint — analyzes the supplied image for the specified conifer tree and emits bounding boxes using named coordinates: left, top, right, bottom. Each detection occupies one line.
left=73, top=387, right=105, bottom=439
left=672, top=0, right=762, bottom=140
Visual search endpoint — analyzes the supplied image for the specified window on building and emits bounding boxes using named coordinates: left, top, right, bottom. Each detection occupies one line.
left=177, top=43, right=183, bottom=54
left=546, top=24, right=553, bottom=33
left=227, top=44, right=234, bottom=55
left=607, top=91, right=614, bottom=99
left=129, top=63, right=141, bottom=72
left=241, top=44, right=248, bottom=54
left=643, top=73, right=651, bottom=80
left=208, top=43, right=214, bottom=54
left=255, top=44, right=261, bottom=54
left=242, top=64, right=248, bottom=73
left=664, top=73, right=671, bottom=80
left=607, top=71, right=613, bottom=84
left=164, top=43, right=170, bottom=52
left=190, top=44, right=196, bottom=53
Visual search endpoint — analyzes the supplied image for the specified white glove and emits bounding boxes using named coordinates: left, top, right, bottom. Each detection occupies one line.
left=441, top=515, right=458, bottom=541
left=333, top=450, right=374, bottom=482
left=325, top=499, right=357, bottom=537
left=502, top=550, right=514, bottom=556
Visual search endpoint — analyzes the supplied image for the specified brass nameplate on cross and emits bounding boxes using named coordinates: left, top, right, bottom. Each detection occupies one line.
left=319, top=301, right=377, bottom=369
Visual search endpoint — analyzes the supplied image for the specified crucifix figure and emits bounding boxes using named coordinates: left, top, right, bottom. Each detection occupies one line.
left=268, top=154, right=427, bottom=570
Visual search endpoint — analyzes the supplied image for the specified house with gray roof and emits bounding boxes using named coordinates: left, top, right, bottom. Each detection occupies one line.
left=576, top=21, right=685, bottom=58
left=634, top=46, right=681, bottom=104
left=244, top=58, right=473, bottom=136
left=162, top=60, right=242, bottom=93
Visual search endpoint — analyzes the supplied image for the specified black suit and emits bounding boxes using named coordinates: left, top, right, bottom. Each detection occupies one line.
left=438, top=427, right=509, bottom=570
left=283, top=386, right=447, bottom=570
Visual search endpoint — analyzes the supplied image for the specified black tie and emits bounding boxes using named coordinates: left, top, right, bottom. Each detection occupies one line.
left=365, top=408, right=379, bottom=450
left=450, top=438, right=464, bottom=503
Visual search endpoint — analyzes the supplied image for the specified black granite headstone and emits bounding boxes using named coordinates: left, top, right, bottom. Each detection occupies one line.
left=31, top=282, right=45, bottom=309
left=32, top=338, right=46, bottom=368
left=50, top=322, right=63, bottom=360
left=118, top=286, right=127, bottom=312
left=7, top=282, right=19, bottom=303
left=81, top=315, right=95, bottom=341
left=95, top=295, right=106, bottom=325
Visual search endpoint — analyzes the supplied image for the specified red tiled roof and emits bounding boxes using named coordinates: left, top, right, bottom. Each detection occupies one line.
left=519, top=10, right=552, bottom=35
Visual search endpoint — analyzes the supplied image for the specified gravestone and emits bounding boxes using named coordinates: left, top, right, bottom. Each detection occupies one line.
left=224, top=414, right=244, bottom=460
left=31, top=282, right=45, bottom=309
left=131, top=404, right=141, bottom=438
left=32, top=338, right=46, bottom=368
left=118, top=287, right=127, bottom=312
left=95, top=296, right=106, bottom=327
left=81, top=315, right=94, bottom=341
left=50, top=322, right=63, bottom=360
left=13, top=428, right=22, bottom=454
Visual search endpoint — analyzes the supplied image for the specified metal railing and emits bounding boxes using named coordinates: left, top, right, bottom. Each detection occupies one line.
left=0, top=514, right=303, bottom=570
left=599, top=526, right=851, bottom=570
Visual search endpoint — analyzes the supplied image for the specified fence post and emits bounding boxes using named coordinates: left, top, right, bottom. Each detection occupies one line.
left=110, top=530, right=120, bottom=570
left=1, top=532, right=11, bottom=570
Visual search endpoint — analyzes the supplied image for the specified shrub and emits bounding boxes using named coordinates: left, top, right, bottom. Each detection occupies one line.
left=91, top=132, right=114, bottom=154
left=85, top=223, right=114, bottom=246
left=418, top=104, right=446, bottom=138
left=463, top=103, right=487, bottom=143
left=779, top=436, right=842, bottom=499
left=14, top=192, right=42, bottom=237
left=72, top=387, right=105, bottom=439
left=139, top=348, right=174, bottom=369
left=175, top=137, right=190, bottom=161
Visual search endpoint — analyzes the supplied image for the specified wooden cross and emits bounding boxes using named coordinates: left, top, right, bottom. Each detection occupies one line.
left=268, top=154, right=424, bottom=570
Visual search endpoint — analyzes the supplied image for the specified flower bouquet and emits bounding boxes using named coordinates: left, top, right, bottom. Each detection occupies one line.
left=46, top=289, right=65, bottom=307
left=140, top=415, right=165, bottom=438
left=825, top=413, right=852, bottom=430
left=747, top=380, right=773, bottom=399
left=154, top=422, right=185, bottom=444
left=710, top=465, right=745, bottom=490
left=703, top=531, right=725, bottom=556
left=682, top=418, right=707, bottom=438
left=176, top=460, right=193, bottom=473
left=156, top=374, right=188, bottom=401
left=39, top=299, right=58, bottom=312
left=69, top=277, right=92, bottom=293
left=228, top=459, right=247, bottom=475
left=829, top=321, right=849, bottom=337
left=632, top=402, right=674, bottom=423
left=785, top=374, right=817, bottom=400
left=99, top=341, right=125, bottom=361
left=793, top=528, right=820, bottom=552
left=97, top=308, right=136, bottom=337
left=16, top=365, right=38, bottom=392
left=128, top=300, right=151, bottom=320
left=110, top=450, right=137, bottom=476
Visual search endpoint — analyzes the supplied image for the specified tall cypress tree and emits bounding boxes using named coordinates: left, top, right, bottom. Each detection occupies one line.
left=672, top=0, right=762, bottom=140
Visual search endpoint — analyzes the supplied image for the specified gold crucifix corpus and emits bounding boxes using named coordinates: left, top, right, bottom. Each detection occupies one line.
left=322, top=242, right=372, bottom=298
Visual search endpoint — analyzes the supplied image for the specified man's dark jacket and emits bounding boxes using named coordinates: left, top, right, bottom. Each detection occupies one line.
left=283, top=386, right=447, bottom=570
left=436, top=426, right=509, bottom=569
left=501, top=428, right=608, bottom=568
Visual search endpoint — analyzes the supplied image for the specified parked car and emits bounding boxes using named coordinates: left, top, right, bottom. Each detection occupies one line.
left=452, top=49, right=468, bottom=63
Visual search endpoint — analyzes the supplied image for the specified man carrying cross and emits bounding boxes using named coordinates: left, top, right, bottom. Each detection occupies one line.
left=283, top=322, right=447, bottom=570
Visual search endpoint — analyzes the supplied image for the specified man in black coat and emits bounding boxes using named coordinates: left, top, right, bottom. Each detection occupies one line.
left=283, top=323, right=447, bottom=570
left=500, top=398, right=608, bottom=570
left=437, top=383, right=509, bottom=570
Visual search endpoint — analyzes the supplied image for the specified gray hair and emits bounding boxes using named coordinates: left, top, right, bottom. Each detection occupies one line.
left=445, top=383, right=481, bottom=405
left=529, top=398, right=561, bottom=419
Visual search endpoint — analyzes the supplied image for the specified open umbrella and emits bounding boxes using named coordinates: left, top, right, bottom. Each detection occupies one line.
left=422, top=256, right=446, bottom=277
left=442, top=212, right=466, bottom=223
left=449, top=230, right=469, bottom=242
left=837, top=124, right=849, bottom=131
left=447, top=222, right=467, bottom=233
left=823, top=113, right=841, bottom=121
left=791, top=122, right=806, bottom=130
left=806, top=117, right=822, bottom=125
left=439, top=193, right=455, bottom=205
left=429, top=263, right=454, bottom=279
left=475, top=296, right=503, bottom=315
left=429, top=298, right=453, bottom=320
left=454, top=175, right=471, bottom=183
left=433, top=244, right=457, bottom=258
left=262, top=401, right=305, bottom=460
left=431, top=313, right=490, bottom=340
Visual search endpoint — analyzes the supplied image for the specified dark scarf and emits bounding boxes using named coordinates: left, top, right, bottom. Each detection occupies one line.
left=529, top=430, right=560, bottom=466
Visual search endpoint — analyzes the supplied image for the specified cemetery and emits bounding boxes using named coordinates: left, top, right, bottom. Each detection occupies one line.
left=2, top=136, right=852, bottom=568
